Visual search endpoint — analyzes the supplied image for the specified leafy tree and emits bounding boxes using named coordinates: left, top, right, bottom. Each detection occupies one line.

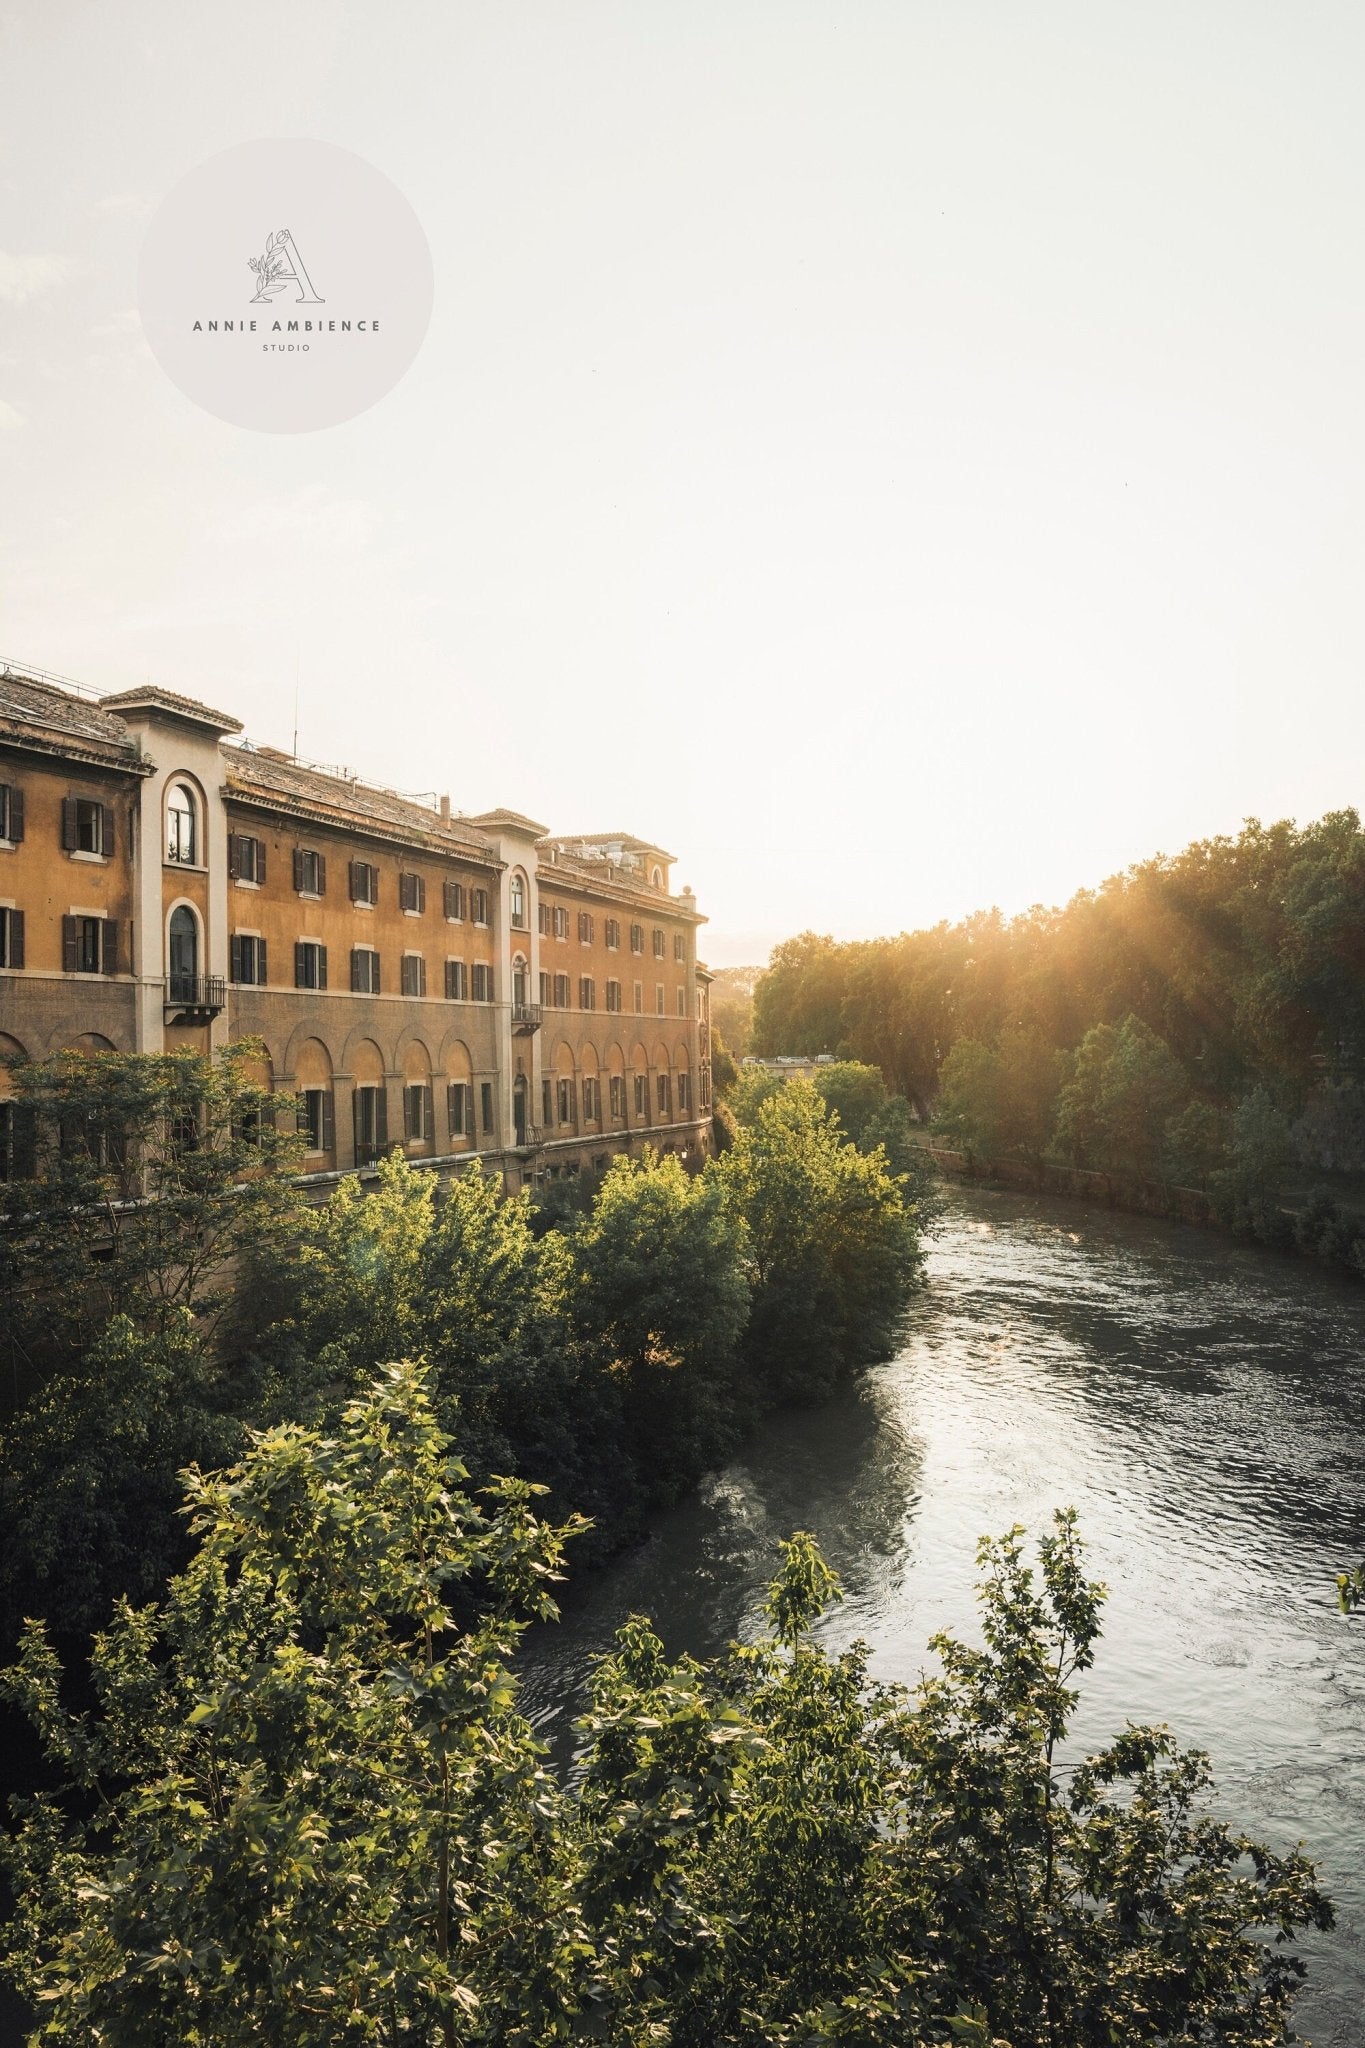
left=1, top=1362, right=585, bottom=2047
left=1053, top=1016, right=1192, bottom=1180
left=708, top=1026, right=739, bottom=1100
left=1163, top=1097, right=1229, bottom=1188
left=808, top=1060, right=890, bottom=1144
left=1212, top=1088, right=1297, bottom=1244
left=726, top=1062, right=784, bottom=1126
left=567, top=1150, right=751, bottom=1498
left=0, top=1042, right=305, bottom=1380
left=751, top=931, right=847, bottom=1058
left=932, top=1036, right=1000, bottom=1157
left=0, top=1313, right=243, bottom=1645
left=715, top=1078, right=923, bottom=1399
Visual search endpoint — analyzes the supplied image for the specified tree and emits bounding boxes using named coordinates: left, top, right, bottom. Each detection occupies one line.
left=932, top=1037, right=1000, bottom=1158
left=1, top=1362, right=585, bottom=2047
left=726, top=1062, right=784, bottom=1126
left=567, top=1150, right=751, bottom=1498
left=1053, top=1016, right=1191, bottom=1180
left=715, top=1078, right=924, bottom=1399
left=1211, top=1087, right=1297, bottom=1244
left=0, top=1041, right=305, bottom=1381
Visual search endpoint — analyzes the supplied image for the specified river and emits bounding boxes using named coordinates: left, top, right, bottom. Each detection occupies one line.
left=516, top=1183, right=1365, bottom=2047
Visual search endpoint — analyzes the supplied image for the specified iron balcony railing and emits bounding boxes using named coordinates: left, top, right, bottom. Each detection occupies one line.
left=164, top=974, right=227, bottom=1017
left=511, top=1001, right=543, bottom=1032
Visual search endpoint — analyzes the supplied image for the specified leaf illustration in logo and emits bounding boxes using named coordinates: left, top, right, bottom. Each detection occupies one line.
left=278, top=227, right=289, bottom=242
left=248, top=256, right=260, bottom=272
left=266, top=231, right=275, bottom=253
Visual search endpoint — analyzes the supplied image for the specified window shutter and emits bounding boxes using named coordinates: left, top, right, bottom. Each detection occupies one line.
left=229, top=835, right=242, bottom=880
left=322, top=1091, right=335, bottom=1153
left=231, top=935, right=243, bottom=982
left=293, top=849, right=304, bottom=891
left=295, top=941, right=306, bottom=987
left=444, top=959, right=454, bottom=1000
left=422, top=1085, right=432, bottom=1138
left=352, top=1089, right=364, bottom=1161
left=62, top=915, right=78, bottom=972
left=351, top=947, right=362, bottom=992
left=256, top=839, right=266, bottom=886
left=316, top=853, right=326, bottom=896
left=101, top=805, right=115, bottom=856
left=10, top=909, right=24, bottom=968
left=317, top=945, right=328, bottom=990
left=101, top=920, right=118, bottom=975
left=375, top=1087, right=388, bottom=1149
left=259, top=938, right=267, bottom=983
left=416, top=876, right=425, bottom=913
left=9, top=788, right=23, bottom=842
left=62, top=798, right=78, bottom=850
left=349, top=859, right=360, bottom=900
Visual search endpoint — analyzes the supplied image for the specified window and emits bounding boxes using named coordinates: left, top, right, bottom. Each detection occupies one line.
left=0, top=1101, right=37, bottom=1180
left=673, top=933, right=686, bottom=963
left=351, top=946, right=380, bottom=994
left=678, top=1072, right=691, bottom=1111
left=350, top=859, right=379, bottom=906
left=400, top=871, right=426, bottom=914
left=62, top=797, right=112, bottom=857
left=294, top=941, right=327, bottom=990
left=401, top=953, right=427, bottom=998
left=0, top=907, right=24, bottom=968
left=293, top=848, right=325, bottom=896
left=579, top=975, right=595, bottom=1010
left=651, top=864, right=664, bottom=888
left=657, top=1073, right=672, bottom=1114
left=609, top=1074, right=625, bottom=1119
left=447, top=1082, right=471, bottom=1138
left=166, top=784, right=197, bottom=865
left=557, top=1077, right=575, bottom=1126
left=583, top=1076, right=600, bottom=1121
left=480, top=1081, right=494, bottom=1134
left=471, top=888, right=490, bottom=926
left=230, top=834, right=266, bottom=884
left=633, top=1073, right=647, bottom=1116
left=552, top=905, right=569, bottom=940
left=300, top=1089, right=334, bottom=1154
left=167, top=906, right=196, bottom=995
left=539, top=970, right=550, bottom=1005
left=63, top=914, right=118, bottom=976
left=404, top=1083, right=432, bottom=1141
left=606, top=978, right=621, bottom=1012
left=354, top=1085, right=387, bottom=1164
left=677, top=986, right=687, bottom=1016
left=634, top=981, right=643, bottom=1013
left=553, top=972, right=570, bottom=1008
left=230, top=934, right=267, bottom=985
left=605, top=917, right=620, bottom=950
left=510, top=874, right=527, bottom=927
left=0, top=783, right=24, bottom=844
left=700, top=1061, right=712, bottom=1108
left=443, top=879, right=464, bottom=921
left=652, top=928, right=666, bottom=958
left=445, top=958, right=467, bottom=1001
left=577, top=911, right=594, bottom=944
left=471, top=962, right=493, bottom=1002
left=629, top=923, right=643, bottom=954
left=656, top=984, right=665, bottom=1015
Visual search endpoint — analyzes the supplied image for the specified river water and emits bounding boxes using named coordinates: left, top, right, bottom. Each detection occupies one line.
left=516, top=1184, right=1365, bottom=2046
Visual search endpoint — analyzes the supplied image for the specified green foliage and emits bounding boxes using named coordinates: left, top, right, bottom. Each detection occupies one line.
left=0, top=1041, right=306, bottom=1379
left=715, top=1078, right=924, bottom=1398
left=4, top=1430, right=1332, bottom=2048
left=727, top=1063, right=785, bottom=1126
left=0, top=1314, right=244, bottom=1644
left=1211, top=1087, right=1296, bottom=1243
left=1053, top=1015, right=1193, bottom=1179
left=709, top=1027, right=739, bottom=1100
left=934, top=1029, right=1068, bottom=1170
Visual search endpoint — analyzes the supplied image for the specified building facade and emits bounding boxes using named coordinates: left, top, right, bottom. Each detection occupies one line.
left=0, top=669, right=713, bottom=1187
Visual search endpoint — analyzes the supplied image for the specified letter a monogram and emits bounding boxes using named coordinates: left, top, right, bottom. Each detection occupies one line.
left=247, top=227, right=324, bottom=304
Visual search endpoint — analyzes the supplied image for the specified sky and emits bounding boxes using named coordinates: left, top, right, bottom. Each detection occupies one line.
left=2, top=1, right=1364, bottom=966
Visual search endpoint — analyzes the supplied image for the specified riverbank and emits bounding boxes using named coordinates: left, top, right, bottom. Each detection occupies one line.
left=917, top=1139, right=1365, bottom=1281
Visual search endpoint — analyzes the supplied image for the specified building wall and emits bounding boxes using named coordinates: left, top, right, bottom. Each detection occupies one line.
left=0, top=746, right=141, bottom=1060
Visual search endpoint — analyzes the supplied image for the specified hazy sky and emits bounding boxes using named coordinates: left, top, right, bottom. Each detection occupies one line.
left=3, top=2, right=1363, bottom=965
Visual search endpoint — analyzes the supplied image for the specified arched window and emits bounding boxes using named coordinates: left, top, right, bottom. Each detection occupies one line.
left=168, top=905, right=199, bottom=1000
left=166, top=783, right=197, bottom=865
left=510, top=872, right=527, bottom=928
left=512, top=954, right=529, bottom=1006
left=650, top=864, right=663, bottom=889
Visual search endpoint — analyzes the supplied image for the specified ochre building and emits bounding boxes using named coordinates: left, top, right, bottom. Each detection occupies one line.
left=0, top=670, right=713, bottom=1187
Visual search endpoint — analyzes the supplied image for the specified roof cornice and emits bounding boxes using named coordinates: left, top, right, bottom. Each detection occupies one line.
left=224, top=784, right=506, bottom=870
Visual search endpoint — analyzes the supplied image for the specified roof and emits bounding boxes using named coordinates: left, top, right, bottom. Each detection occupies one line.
left=101, top=685, right=243, bottom=734
left=224, top=745, right=500, bottom=864
left=543, top=831, right=676, bottom=862
left=0, top=670, right=149, bottom=772
left=466, top=807, right=551, bottom=838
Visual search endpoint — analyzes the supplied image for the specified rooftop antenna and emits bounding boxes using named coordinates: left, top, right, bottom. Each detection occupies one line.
left=292, top=644, right=300, bottom=760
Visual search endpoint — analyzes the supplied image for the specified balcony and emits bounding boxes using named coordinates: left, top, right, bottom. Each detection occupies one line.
left=512, top=1001, right=542, bottom=1034
left=512, top=1123, right=544, bottom=1154
left=164, top=974, right=226, bottom=1024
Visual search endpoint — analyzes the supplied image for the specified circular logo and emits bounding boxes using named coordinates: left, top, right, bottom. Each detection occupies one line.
left=138, top=139, right=433, bottom=433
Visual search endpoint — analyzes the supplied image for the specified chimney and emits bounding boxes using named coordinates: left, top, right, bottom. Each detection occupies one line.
left=439, top=794, right=450, bottom=821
